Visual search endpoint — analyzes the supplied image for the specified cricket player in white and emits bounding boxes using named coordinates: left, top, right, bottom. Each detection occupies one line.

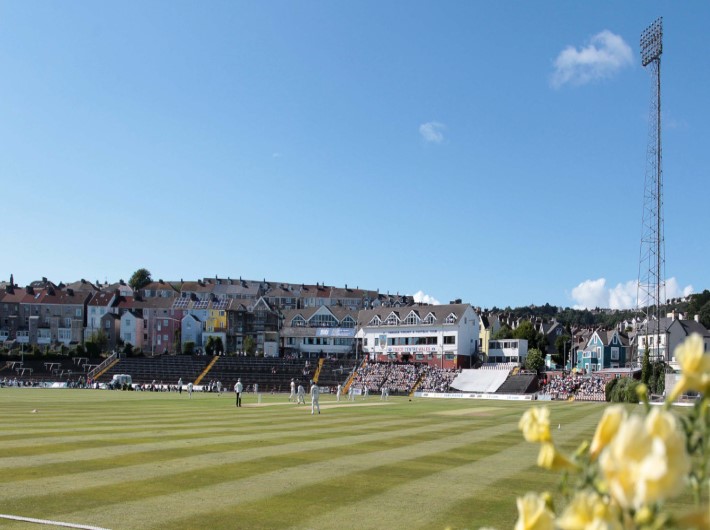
left=310, top=381, right=321, bottom=415
left=187, top=382, right=193, bottom=399
left=234, top=378, right=243, bottom=407
left=296, top=383, right=306, bottom=404
left=336, top=384, right=342, bottom=402
left=289, top=379, right=296, bottom=402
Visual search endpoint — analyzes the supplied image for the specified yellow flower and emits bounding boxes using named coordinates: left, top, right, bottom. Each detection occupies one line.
left=556, top=490, right=622, bottom=530
left=589, top=405, right=627, bottom=459
left=598, top=408, right=690, bottom=509
left=519, top=406, right=552, bottom=443
left=668, top=333, right=710, bottom=401
left=514, top=492, right=555, bottom=530
left=537, top=442, right=578, bottom=471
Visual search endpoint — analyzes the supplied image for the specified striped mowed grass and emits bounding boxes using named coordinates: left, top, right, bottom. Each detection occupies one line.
left=0, top=389, right=606, bottom=530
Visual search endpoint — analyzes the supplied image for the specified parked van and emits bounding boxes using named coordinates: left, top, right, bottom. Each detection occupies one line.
left=110, top=374, right=133, bottom=388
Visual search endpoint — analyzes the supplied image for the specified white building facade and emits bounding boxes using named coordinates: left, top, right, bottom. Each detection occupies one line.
left=487, top=338, right=528, bottom=364
left=356, top=304, right=480, bottom=368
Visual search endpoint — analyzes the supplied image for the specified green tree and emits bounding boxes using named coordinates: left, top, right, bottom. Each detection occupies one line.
left=205, top=336, right=215, bottom=355
left=641, top=348, right=651, bottom=386
left=512, top=321, right=547, bottom=352
left=605, top=378, right=618, bottom=402
left=525, top=348, right=545, bottom=372
left=243, top=335, right=256, bottom=355
left=88, top=330, right=108, bottom=353
left=687, top=289, right=710, bottom=316
left=85, top=341, right=100, bottom=356
left=173, top=328, right=181, bottom=354
left=183, top=341, right=195, bottom=355
left=492, top=325, right=513, bottom=340
left=213, top=337, right=224, bottom=355
left=609, top=377, right=640, bottom=403
left=698, top=300, right=710, bottom=330
left=128, top=268, right=152, bottom=291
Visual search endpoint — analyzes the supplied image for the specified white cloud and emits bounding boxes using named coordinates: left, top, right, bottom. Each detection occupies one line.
left=608, top=280, right=638, bottom=310
left=666, top=277, right=694, bottom=300
left=419, top=121, right=445, bottom=143
left=571, top=277, right=694, bottom=310
left=571, top=278, right=608, bottom=309
left=411, top=290, right=440, bottom=305
left=551, top=30, right=633, bottom=89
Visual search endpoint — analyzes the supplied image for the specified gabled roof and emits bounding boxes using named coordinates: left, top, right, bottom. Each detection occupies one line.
left=669, top=318, right=710, bottom=338
left=357, top=303, right=473, bottom=328
left=133, top=296, right=176, bottom=310
left=64, top=279, right=101, bottom=294
left=266, top=286, right=294, bottom=298
left=115, top=296, right=136, bottom=310
left=280, top=306, right=358, bottom=327
left=141, top=280, right=180, bottom=294
left=23, top=288, right=92, bottom=306
left=88, top=291, right=118, bottom=307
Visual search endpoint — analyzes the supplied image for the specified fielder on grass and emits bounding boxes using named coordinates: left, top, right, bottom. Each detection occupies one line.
left=234, top=378, right=243, bottom=407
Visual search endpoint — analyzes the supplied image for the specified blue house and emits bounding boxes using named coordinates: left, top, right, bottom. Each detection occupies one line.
left=576, top=329, right=629, bottom=373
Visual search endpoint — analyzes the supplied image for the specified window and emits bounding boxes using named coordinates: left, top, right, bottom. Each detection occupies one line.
left=444, top=336, right=456, bottom=345
left=423, top=313, right=436, bottom=324
left=292, top=316, right=307, bottom=327
left=403, top=312, right=420, bottom=325
left=611, top=347, right=619, bottom=361
left=444, top=313, right=457, bottom=324
left=384, top=313, right=399, bottom=326
left=310, top=314, right=338, bottom=327
left=369, top=316, right=382, bottom=326
left=364, top=338, right=368, bottom=346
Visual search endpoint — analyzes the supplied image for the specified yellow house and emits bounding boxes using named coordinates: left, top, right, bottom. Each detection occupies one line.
left=478, top=313, right=500, bottom=357
left=205, top=305, right=227, bottom=333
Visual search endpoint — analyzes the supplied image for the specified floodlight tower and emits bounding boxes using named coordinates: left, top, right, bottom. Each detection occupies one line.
left=637, top=18, right=666, bottom=362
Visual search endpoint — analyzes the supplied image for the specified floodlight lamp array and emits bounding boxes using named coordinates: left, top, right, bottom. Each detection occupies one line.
left=640, top=17, right=663, bottom=67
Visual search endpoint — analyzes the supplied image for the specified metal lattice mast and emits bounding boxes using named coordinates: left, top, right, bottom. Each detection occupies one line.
left=637, top=17, right=666, bottom=362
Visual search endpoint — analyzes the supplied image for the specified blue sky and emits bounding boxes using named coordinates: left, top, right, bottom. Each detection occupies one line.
left=1, top=1, right=708, bottom=310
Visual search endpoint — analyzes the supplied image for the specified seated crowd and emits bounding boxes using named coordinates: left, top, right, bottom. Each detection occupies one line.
left=417, top=366, right=460, bottom=392
left=349, top=361, right=461, bottom=395
left=538, top=374, right=606, bottom=402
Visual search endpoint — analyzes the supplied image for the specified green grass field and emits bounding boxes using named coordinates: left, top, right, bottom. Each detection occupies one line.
left=0, top=389, right=610, bottom=530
